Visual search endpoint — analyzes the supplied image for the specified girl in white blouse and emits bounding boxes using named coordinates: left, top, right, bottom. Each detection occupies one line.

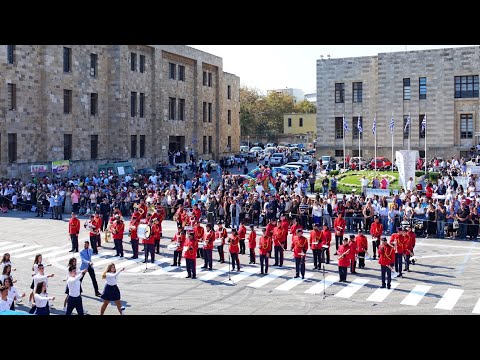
left=0, top=253, right=15, bottom=276
left=100, top=263, right=125, bottom=315
left=33, top=281, right=55, bottom=315
left=3, top=277, right=25, bottom=311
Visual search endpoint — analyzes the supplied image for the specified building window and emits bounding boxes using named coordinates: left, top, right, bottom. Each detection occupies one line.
left=419, top=115, right=426, bottom=139
left=208, top=103, right=212, bottom=123
left=203, top=71, right=207, bottom=86
left=352, top=118, right=362, bottom=140
left=208, top=72, right=212, bottom=87
left=403, top=116, right=410, bottom=139
left=64, top=89, right=72, bottom=114
left=227, top=136, right=232, bottom=149
left=227, top=85, right=231, bottom=100
left=178, top=99, right=185, bottom=121
left=335, top=149, right=344, bottom=157
left=335, top=83, right=345, bottom=103
left=131, top=53, right=137, bottom=71
left=335, top=117, right=343, bottom=139
left=7, top=83, right=16, bottom=111
left=208, top=136, right=212, bottom=153
left=139, top=55, right=145, bottom=73
left=90, top=53, right=97, bottom=77
left=140, top=135, right=146, bottom=158
left=352, top=149, right=363, bottom=157
left=8, top=133, right=17, bottom=163
left=178, top=65, right=185, bottom=81
left=131, top=92, right=137, bottom=117
left=139, top=93, right=145, bottom=118
left=203, top=136, right=207, bottom=154
left=64, top=134, right=72, bottom=160
left=419, top=77, right=427, bottom=100
left=203, top=102, right=207, bottom=122
left=169, top=97, right=176, bottom=120
left=90, top=135, right=98, bottom=160
left=131, top=135, right=137, bottom=158
left=299, top=118, right=303, bottom=127
left=455, top=75, right=479, bottom=98
left=461, top=114, right=473, bottom=139
left=353, top=82, right=363, bottom=103
left=169, top=63, right=176, bottom=79
left=63, top=47, right=72, bottom=73
left=227, top=110, right=231, bottom=125
left=90, top=93, right=98, bottom=116
left=403, top=78, right=411, bottom=100
left=288, top=118, right=292, bottom=127
left=7, top=45, right=15, bottom=64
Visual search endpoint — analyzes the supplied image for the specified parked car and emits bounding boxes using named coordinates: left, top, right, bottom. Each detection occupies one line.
left=240, top=145, right=250, bottom=153
left=98, top=161, right=135, bottom=177
left=369, top=157, right=392, bottom=170
left=135, top=168, right=156, bottom=176
left=155, top=165, right=182, bottom=177
left=252, top=142, right=265, bottom=149
left=349, top=157, right=368, bottom=168
left=320, top=155, right=337, bottom=169
left=270, top=153, right=286, bottom=166
left=266, top=142, right=278, bottom=148
left=249, top=146, right=263, bottom=157
left=285, top=161, right=310, bottom=173
left=273, top=166, right=302, bottom=179
left=237, top=152, right=256, bottom=162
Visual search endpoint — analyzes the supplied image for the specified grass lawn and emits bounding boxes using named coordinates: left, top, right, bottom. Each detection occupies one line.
left=315, top=170, right=401, bottom=195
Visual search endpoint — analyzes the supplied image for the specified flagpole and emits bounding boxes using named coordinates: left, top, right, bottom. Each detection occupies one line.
left=408, top=112, right=411, bottom=151
left=424, top=113, right=427, bottom=176
left=391, top=112, right=394, bottom=173
left=358, top=114, right=362, bottom=171
left=374, top=113, right=377, bottom=172
left=343, top=113, right=346, bottom=170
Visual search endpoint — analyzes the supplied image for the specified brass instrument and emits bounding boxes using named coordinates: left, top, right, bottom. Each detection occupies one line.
left=133, top=203, right=145, bottom=215
left=338, top=248, right=351, bottom=259
left=104, top=229, right=111, bottom=243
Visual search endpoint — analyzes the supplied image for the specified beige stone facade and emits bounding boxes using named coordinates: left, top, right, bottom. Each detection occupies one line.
left=317, top=46, right=480, bottom=160
left=0, top=45, right=240, bottom=177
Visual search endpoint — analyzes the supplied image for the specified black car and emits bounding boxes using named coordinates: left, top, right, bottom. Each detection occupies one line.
left=135, top=168, right=156, bottom=176
left=155, top=165, right=182, bottom=177
left=237, top=152, right=256, bottom=162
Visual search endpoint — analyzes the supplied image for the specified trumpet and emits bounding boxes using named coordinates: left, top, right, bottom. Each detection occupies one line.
left=133, top=203, right=145, bottom=215
left=338, top=249, right=351, bottom=259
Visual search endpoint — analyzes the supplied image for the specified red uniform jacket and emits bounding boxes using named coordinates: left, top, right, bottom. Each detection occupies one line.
left=370, top=222, right=383, bottom=238
left=266, top=222, right=276, bottom=237
left=290, top=223, right=303, bottom=235
left=193, top=225, right=205, bottom=241
left=216, top=228, right=228, bottom=245
left=309, top=229, right=322, bottom=250
left=337, top=244, right=351, bottom=267
left=406, top=231, right=416, bottom=251
left=248, top=231, right=257, bottom=249
left=378, top=243, right=395, bottom=266
left=183, top=238, right=198, bottom=259
left=173, top=232, right=186, bottom=252
left=149, top=223, right=161, bottom=243
left=192, top=208, right=201, bottom=222
left=129, top=214, right=141, bottom=239
left=348, top=240, right=357, bottom=260
left=68, top=218, right=80, bottom=235
left=111, top=221, right=125, bottom=240
left=204, top=230, right=215, bottom=250
left=320, top=229, right=332, bottom=247
left=139, top=204, right=148, bottom=219
left=272, top=227, right=285, bottom=247
left=229, top=235, right=240, bottom=253
left=355, top=234, right=368, bottom=253
left=292, top=236, right=308, bottom=258
left=390, top=233, right=406, bottom=254
left=334, top=217, right=346, bottom=237
left=281, top=219, right=289, bottom=241
left=259, top=235, right=272, bottom=256
left=238, top=225, right=247, bottom=240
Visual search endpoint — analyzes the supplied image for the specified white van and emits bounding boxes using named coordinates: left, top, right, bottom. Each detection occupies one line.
left=264, top=146, right=277, bottom=155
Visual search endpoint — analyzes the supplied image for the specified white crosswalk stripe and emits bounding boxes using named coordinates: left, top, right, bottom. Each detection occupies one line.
left=149, top=263, right=180, bottom=275
left=0, top=243, right=26, bottom=252
left=472, top=298, right=480, bottom=314
left=401, top=285, right=431, bottom=306
left=127, top=257, right=171, bottom=273
left=171, top=265, right=205, bottom=278
left=223, top=267, right=260, bottom=284
left=248, top=269, right=288, bottom=288
left=0, top=241, right=12, bottom=247
left=108, top=255, right=145, bottom=269
left=335, top=278, right=370, bottom=298
left=199, top=265, right=230, bottom=281
left=275, top=273, right=313, bottom=291
left=91, top=252, right=123, bottom=268
left=304, top=275, right=337, bottom=294
left=16, top=246, right=59, bottom=258
left=435, top=289, right=464, bottom=311
left=366, top=283, right=399, bottom=302
left=7, top=245, right=42, bottom=255
left=37, top=247, right=72, bottom=259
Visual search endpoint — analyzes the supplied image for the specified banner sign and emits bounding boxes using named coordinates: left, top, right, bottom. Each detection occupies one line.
left=31, top=164, right=49, bottom=173
left=396, top=150, right=418, bottom=190
left=52, top=160, right=70, bottom=174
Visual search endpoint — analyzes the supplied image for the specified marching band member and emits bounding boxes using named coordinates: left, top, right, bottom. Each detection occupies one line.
left=248, top=224, right=257, bottom=264
left=194, top=220, right=205, bottom=259
left=143, top=220, right=156, bottom=264
left=378, top=237, right=395, bottom=289
left=259, top=228, right=271, bottom=275
left=174, top=205, right=188, bottom=228
left=202, top=224, right=215, bottom=270
left=85, top=215, right=99, bottom=255
left=289, top=218, right=302, bottom=253
left=319, top=223, right=332, bottom=264
left=138, top=199, right=148, bottom=219
left=215, top=222, right=227, bottom=263
left=406, top=226, right=416, bottom=266
left=184, top=233, right=198, bottom=278
left=280, top=214, right=289, bottom=250
left=348, top=234, right=358, bottom=274
left=229, top=229, right=241, bottom=271
left=310, top=223, right=322, bottom=270
left=129, top=208, right=141, bottom=259
left=93, top=212, right=103, bottom=250
left=390, top=227, right=407, bottom=278
left=272, top=220, right=286, bottom=267
left=333, top=212, right=346, bottom=254
left=171, top=225, right=186, bottom=267
left=370, top=216, right=383, bottom=260
left=111, top=215, right=125, bottom=258
left=153, top=206, right=166, bottom=254
left=266, top=218, right=276, bottom=258
left=291, top=228, right=308, bottom=279
left=355, top=229, right=368, bottom=269
left=68, top=212, right=80, bottom=253
left=337, top=238, right=350, bottom=282
left=192, top=203, right=202, bottom=223
left=238, top=221, right=247, bottom=255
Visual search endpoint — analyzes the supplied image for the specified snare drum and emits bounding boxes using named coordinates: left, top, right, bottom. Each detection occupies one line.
left=167, top=243, right=179, bottom=251
left=198, top=242, right=205, bottom=248
left=137, top=224, right=151, bottom=239
left=213, top=239, right=223, bottom=246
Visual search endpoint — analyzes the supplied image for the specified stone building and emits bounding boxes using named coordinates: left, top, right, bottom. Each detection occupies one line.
left=317, top=46, right=480, bottom=160
left=0, top=45, right=240, bottom=177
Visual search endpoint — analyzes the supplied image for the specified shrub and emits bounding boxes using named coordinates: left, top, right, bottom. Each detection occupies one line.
left=428, top=172, right=441, bottom=181
left=415, top=171, right=425, bottom=177
left=328, top=170, right=340, bottom=176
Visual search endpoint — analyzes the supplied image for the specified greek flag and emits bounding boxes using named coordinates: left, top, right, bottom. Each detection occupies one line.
left=372, top=114, right=376, bottom=135
left=357, top=114, right=363, bottom=133
left=390, top=115, right=394, bottom=134
left=404, top=114, right=411, bottom=133
left=343, top=114, right=349, bottom=133
left=421, top=114, right=426, bottom=132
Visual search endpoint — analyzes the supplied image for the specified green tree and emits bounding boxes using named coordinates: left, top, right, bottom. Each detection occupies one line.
left=294, top=100, right=316, bottom=113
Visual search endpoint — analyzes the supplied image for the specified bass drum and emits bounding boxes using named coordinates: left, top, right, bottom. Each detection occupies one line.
left=137, top=224, right=151, bottom=239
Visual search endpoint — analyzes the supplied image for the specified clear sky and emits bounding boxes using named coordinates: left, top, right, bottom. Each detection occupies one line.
left=190, top=45, right=475, bottom=95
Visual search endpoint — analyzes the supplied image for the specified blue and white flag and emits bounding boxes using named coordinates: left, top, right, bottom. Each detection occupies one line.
left=357, top=114, right=363, bottom=133
left=343, top=114, right=349, bottom=133
left=404, top=114, right=411, bottom=133
left=372, top=114, right=376, bottom=135
left=390, top=115, right=394, bottom=134
left=421, top=114, right=426, bottom=132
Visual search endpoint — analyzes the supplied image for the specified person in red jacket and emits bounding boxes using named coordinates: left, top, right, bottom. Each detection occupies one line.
left=259, top=228, right=271, bottom=274
left=425, top=182, right=433, bottom=199
left=183, top=233, right=198, bottom=279
left=216, top=223, right=227, bottom=263
left=129, top=209, right=141, bottom=259
left=370, top=216, right=383, bottom=260
left=337, top=238, right=350, bottom=282
left=355, top=229, right=368, bottom=268
left=280, top=215, right=289, bottom=250
left=171, top=225, right=186, bottom=267
left=334, top=212, right=346, bottom=254
left=238, top=222, right=247, bottom=255
left=266, top=218, right=276, bottom=258
left=150, top=206, right=165, bottom=254
left=229, top=230, right=241, bottom=272
left=320, top=223, right=332, bottom=264
left=203, top=224, right=215, bottom=270
left=194, top=221, right=205, bottom=260
left=248, top=224, right=257, bottom=264
left=378, top=237, right=395, bottom=288
left=310, top=223, right=322, bottom=270
left=143, top=219, right=157, bottom=263
left=111, top=215, right=125, bottom=258
left=291, top=229, right=308, bottom=279
left=348, top=234, right=358, bottom=274
left=68, top=212, right=80, bottom=253
left=390, top=227, right=407, bottom=278
left=272, top=220, right=286, bottom=267
left=192, top=204, right=202, bottom=223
